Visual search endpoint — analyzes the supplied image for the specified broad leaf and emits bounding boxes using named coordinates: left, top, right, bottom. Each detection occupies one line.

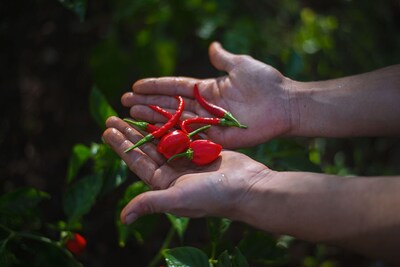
left=89, top=86, right=117, bottom=130
left=207, top=217, right=231, bottom=244
left=166, top=214, right=190, bottom=240
left=92, top=143, right=127, bottom=195
left=163, top=247, right=210, bottom=267
left=215, top=250, right=231, bottom=267
left=215, top=248, right=249, bottom=267
left=238, top=230, right=288, bottom=265
left=66, top=144, right=91, bottom=183
left=231, top=248, right=248, bottom=267
left=0, top=188, right=50, bottom=227
left=63, top=173, right=103, bottom=224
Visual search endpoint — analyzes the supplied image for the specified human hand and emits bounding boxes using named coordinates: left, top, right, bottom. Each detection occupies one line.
left=122, top=42, right=294, bottom=149
left=102, top=116, right=272, bottom=224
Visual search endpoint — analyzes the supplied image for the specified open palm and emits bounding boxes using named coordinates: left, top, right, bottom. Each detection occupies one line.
left=102, top=116, right=271, bottom=224
left=122, top=42, right=293, bottom=149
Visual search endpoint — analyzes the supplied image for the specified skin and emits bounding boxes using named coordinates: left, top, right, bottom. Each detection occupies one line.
left=103, top=42, right=400, bottom=263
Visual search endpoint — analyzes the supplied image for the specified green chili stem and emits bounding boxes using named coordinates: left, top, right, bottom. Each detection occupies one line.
left=187, top=125, right=211, bottom=138
left=167, top=148, right=194, bottom=163
left=223, top=112, right=247, bottom=128
left=124, top=133, right=154, bottom=153
left=146, top=226, right=176, bottom=267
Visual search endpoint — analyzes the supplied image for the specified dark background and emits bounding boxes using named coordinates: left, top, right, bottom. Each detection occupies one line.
left=1, top=0, right=400, bottom=266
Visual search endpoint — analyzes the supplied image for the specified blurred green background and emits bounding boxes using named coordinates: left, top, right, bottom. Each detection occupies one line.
left=1, top=0, right=400, bottom=266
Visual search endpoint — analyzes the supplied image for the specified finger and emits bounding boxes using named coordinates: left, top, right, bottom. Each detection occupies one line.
left=105, top=116, right=166, bottom=166
left=102, top=127, right=160, bottom=185
left=122, top=93, right=199, bottom=112
left=132, top=77, right=201, bottom=97
left=129, top=105, right=202, bottom=124
left=209, top=41, right=236, bottom=73
left=120, top=187, right=184, bottom=224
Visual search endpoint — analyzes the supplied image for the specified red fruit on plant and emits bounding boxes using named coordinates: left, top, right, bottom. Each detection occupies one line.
left=168, top=139, right=222, bottom=166
left=66, top=233, right=86, bottom=256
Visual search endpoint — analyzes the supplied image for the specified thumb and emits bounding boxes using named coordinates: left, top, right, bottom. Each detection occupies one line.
left=120, top=188, right=181, bottom=224
left=209, top=41, right=236, bottom=73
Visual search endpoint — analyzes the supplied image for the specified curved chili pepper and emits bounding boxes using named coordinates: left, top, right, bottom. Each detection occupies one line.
left=148, top=104, right=188, bottom=132
left=124, top=96, right=184, bottom=153
left=168, top=139, right=222, bottom=166
left=157, top=125, right=211, bottom=159
left=193, top=84, right=247, bottom=128
left=123, top=118, right=159, bottom=133
left=181, top=117, right=238, bottom=133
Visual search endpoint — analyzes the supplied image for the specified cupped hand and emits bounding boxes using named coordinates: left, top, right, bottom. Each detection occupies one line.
left=102, top=116, right=273, bottom=224
left=122, top=42, right=294, bottom=149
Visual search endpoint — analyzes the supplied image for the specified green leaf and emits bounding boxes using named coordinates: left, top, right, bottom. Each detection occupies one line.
left=63, top=173, right=103, bottom=224
left=207, top=217, right=231, bottom=244
left=116, top=181, right=159, bottom=246
left=215, top=250, right=231, bottom=267
left=66, top=144, right=91, bottom=183
left=92, top=143, right=127, bottom=195
left=0, top=188, right=50, bottom=227
left=163, top=247, right=210, bottom=267
left=231, top=248, right=248, bottom=267
left=238, top=230, right=288, bottom=265
left=89, top=86, right=118, bottom=130
left=58, top=0, right=87, bottom=22
left=166, top=214, right=190, bottom=241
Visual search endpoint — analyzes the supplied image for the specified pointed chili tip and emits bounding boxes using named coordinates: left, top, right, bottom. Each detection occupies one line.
left=124, top=134, right=154, bottom=153
left=223, top=113, right=247, bottom=129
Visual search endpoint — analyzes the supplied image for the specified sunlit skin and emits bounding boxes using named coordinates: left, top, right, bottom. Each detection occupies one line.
left=103, top=42, right=400, bottom=263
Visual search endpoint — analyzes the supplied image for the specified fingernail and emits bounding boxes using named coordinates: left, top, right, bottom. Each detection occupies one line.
left=125, top=212, right=137, bottom=224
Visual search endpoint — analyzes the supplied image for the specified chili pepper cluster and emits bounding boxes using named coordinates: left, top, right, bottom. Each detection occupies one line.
left=123, top=84, right=246, bottom=166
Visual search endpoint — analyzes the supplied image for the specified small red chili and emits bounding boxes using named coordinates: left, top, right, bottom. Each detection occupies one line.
left=168, top=139, right=222, bottom=166
left=124, top=118, right=159, bottom=133
left=124, top=96, right=184, bottom=153
left=181, top=117, right=239, bottom=133
left=157, top=125, right=211, bottom=159
left=65, top=233, right=86, bottom=256
left=193, top=84, right=246, bottom=128
left=148, top=104, right=190, bottom=133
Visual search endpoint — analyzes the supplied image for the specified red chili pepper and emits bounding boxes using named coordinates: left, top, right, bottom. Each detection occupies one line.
left=181, top=117, right=239, bottom=133
left=123, top=118, right=159, bottom=133
left=193, top=84, right=247, bottom=128
left=65, top=233, right=86, bottom=256
left=168, top=139, right=222, bottom=166
left=148, top=104, right=189, bottom=133
left=124, top=96, right=184, bottom=153
left=157, top=125, right=211, bottom=159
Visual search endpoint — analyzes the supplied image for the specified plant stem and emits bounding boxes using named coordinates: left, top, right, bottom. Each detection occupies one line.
left=0, top=223, right=81, bottom=265
left=146, top=226, right=176, bottom=267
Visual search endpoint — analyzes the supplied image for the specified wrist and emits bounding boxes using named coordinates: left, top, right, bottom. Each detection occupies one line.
left=282, top=77, right=303, bottom=137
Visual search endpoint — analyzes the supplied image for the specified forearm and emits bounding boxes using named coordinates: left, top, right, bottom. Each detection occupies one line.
left=287, top=64, right=400, bottom=137
left=235, top=171, right=400, bottom=263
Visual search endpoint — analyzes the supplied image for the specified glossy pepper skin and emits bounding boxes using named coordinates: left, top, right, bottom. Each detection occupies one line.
left=148, top=104, right=192, bottom=133
left=65, top=233, right=86, bottom=256
left=123, top=118, right=159, bottom=133
left=193, top=84, right=246, bottom=128
left=157, top=130, right=190, bottom=159
left=124, top=96, right=184, bottom=153
left=157, top=125, right=211, bottom=159
left=168, top=139, right=222, bottom=166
